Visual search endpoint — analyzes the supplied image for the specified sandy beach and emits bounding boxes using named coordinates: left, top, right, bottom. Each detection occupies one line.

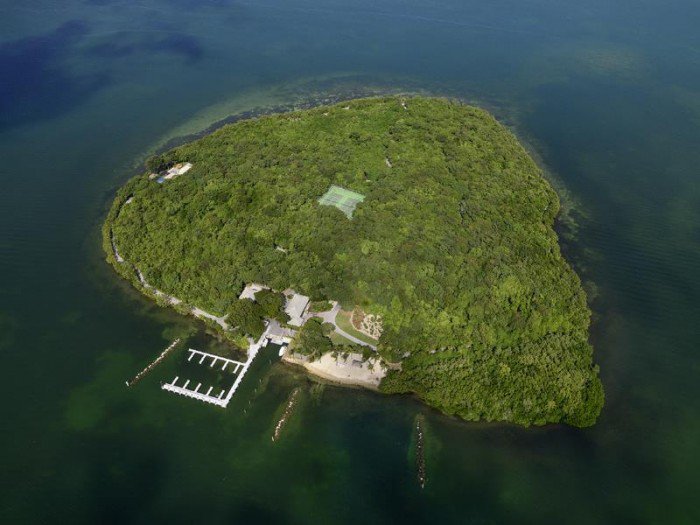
left=283, top=352, right=386, bottom=390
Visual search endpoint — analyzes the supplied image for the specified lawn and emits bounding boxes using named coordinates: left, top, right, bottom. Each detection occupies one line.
left=329, top=330, right=358, bottom=347
left=334, top=310, right=379, bottom=346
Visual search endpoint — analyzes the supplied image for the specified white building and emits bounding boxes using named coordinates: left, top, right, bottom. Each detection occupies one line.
left=163, top=162, right=192, bottom=180
left=154, top=162, right=193, bottom=183
left=239, top=284, right=310, bottom=327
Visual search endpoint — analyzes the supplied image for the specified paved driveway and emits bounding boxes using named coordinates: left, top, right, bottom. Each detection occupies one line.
left=309, top=302, right=377, bottom=350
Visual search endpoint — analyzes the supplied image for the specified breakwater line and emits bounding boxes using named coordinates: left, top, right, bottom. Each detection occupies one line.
left=272, top=387, right=302, bottom=442
left=415, top=414, right=427, bottom=489
left=126, top=338, right=181, bottom=387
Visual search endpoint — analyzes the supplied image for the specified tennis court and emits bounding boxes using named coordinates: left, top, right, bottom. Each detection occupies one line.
left=318, top=185, right=365, bottom=218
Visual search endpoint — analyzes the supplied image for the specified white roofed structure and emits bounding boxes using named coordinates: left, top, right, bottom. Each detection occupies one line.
left=156, top=162, right=193, bottom=183
left=164, top=162, right=192, bottom=179
left=285, top=292, right=310, bottom=327
left=239, top=283, right=269, bottom=301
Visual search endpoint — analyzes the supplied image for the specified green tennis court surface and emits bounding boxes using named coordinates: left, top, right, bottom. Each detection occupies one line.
left=318, top=185, right=365, bottom=218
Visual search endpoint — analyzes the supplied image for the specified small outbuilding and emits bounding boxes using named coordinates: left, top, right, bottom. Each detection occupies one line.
left=266, top=319, right=296, bottom=345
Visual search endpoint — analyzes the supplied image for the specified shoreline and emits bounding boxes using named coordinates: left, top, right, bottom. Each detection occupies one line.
left=282, top=353, right=385, bottom=391
left=104, top=91, right=588, bottom=342
left=101, top=95, right=602, bottom=426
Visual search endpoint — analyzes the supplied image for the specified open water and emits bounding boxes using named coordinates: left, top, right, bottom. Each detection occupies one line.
left=1, top=0, right=699, bottom=522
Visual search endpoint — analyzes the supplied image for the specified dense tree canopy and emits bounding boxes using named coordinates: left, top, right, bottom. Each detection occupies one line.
left=227, top=298, right=265, bottom=339
left=105, top=96, right=603, bottom=427
left=255, top=289, right=288, bottom=323
left=293, top=318, right=332, bottom=359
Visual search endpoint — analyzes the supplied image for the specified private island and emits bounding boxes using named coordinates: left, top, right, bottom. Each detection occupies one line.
left=104, top=96, right=604, bottom=427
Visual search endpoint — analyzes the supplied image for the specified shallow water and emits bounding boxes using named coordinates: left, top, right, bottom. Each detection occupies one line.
left=1, top=0, right=699, bottom=522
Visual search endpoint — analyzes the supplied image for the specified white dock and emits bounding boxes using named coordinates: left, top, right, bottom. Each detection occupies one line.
left=161, top=331, right=266, bottom=408
left=185, top=348, right=245, bottom=371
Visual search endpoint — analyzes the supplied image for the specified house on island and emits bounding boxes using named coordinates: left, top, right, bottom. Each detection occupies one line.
left=284, top=290, right=310, bottom=327
left=239, top=282, right=269, bottom=301
left=154, top=162, right=193, bottom=184
left=266, top=319, right=296, bottom=346
left=239, top=283, right=309, bottom=325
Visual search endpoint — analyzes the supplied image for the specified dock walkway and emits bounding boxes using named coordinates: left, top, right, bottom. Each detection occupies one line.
left=161, top=328, right=269, bottom=408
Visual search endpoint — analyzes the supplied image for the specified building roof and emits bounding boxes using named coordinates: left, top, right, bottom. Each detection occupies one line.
left=239, top=283, right=268, bottom=300
left=285, top=293, right=310, bottom=327
left=267, top=319, right=296, bottom=339
left=175, top=162, right=193, bottom=175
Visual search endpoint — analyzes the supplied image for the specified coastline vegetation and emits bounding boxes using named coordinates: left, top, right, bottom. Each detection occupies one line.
left=104, top=96, right=603, bottom=427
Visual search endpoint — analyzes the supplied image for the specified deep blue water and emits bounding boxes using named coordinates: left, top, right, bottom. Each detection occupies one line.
left=1, top=1, right=699, bottom=523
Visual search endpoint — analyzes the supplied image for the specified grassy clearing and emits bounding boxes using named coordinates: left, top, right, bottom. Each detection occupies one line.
left=335, top=310, right=379, bottom=345
left=329, top=330, right=358, bottom=347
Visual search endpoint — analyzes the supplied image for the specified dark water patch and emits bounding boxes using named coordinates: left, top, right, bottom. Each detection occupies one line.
left=530, top=75, right=700, bottom=211
left=146, top=33, right=203, bottom=62
left=79, top=435, right=168, bottom=524
left=87, top=32, right=203, bottom=62
left=583, top=222, right=700, bottom=324
left=86, top=0, right=237, bottom=8
left=87, top=41, right=136, bottom=58
left=223, top=500, right=288, bottom=524
left=0, top=312, right=18, bottom=353
left=2, top=0, right=700, bottom=521
left=0, top=20, right=109, bottom=131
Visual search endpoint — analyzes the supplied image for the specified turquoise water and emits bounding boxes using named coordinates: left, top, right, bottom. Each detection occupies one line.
left=1, top=0, right=699, bottom=522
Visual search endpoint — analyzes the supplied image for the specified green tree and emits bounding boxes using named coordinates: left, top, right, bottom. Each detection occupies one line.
left=228, top=299, right=265, bottom=339
left=294, top=318, right=332, bottom=359
left=255, top=289, right=288, bottom=322
left=145, top=155, right=169, bottom=173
